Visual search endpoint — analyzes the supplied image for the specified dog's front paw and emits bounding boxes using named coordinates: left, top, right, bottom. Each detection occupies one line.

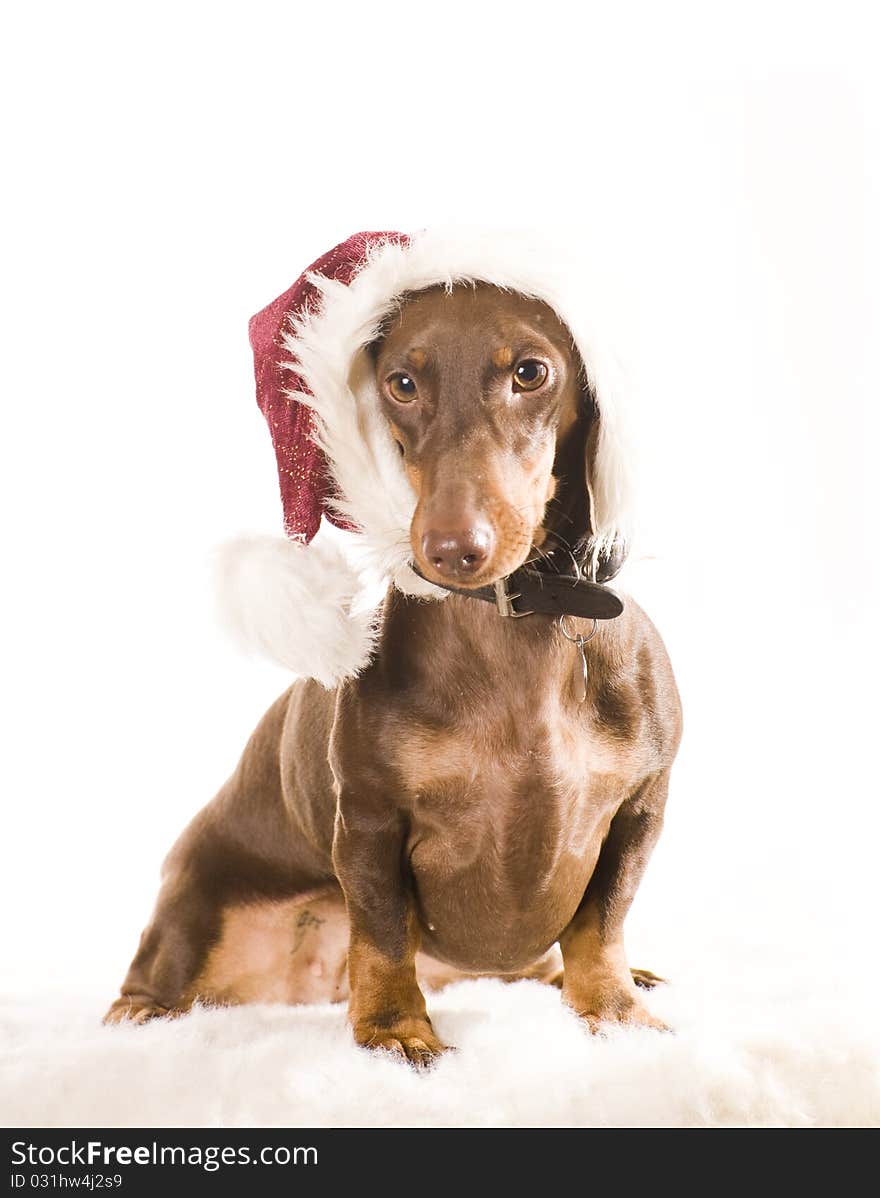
left=353, top=1015, right=448, bottom=1067
left=580, top=1000, right=670, bottom=1035
left=563, top=979, right=670, bottom=1034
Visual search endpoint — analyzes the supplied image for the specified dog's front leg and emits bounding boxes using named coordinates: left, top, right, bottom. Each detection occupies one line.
left=559, top=768, right=672, bottom=1033
left=333, top=802, right=446, bottom=1066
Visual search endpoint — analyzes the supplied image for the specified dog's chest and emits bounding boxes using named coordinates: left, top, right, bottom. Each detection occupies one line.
left=394, top=709, right=632, bottom=971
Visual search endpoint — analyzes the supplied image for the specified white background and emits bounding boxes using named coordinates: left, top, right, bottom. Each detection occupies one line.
left=1, top=2, right=877, bottom=1002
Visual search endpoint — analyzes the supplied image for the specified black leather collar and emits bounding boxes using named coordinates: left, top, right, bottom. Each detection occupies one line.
left=412, top=563, right=624, bottom=621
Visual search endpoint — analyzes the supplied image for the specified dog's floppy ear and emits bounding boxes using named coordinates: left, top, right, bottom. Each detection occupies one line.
left=583, top=400, right=628, bottom=584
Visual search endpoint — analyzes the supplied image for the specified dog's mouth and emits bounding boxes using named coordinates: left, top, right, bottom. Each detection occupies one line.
left=414, top=562, right=510, bottom=591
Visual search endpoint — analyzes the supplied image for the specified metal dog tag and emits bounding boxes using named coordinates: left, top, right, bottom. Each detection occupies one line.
left=560, top=616, right=598, bottom=704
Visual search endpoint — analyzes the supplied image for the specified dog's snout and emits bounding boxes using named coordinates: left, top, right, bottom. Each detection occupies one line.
left=421, top=525, right=493, bottom=579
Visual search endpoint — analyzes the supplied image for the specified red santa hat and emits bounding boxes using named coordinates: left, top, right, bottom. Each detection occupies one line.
left=217, top=228, right=635, bottom=686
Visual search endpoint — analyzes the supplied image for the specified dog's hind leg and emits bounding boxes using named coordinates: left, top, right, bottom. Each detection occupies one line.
left=186, top=890, right=352, bottom=1008
left=103, top=872, right=221, bottom=1024
left=104, top=683, right=340, bottom=1024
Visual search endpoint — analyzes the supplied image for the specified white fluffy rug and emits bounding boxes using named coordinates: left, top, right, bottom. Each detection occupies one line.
left=3, top=932, right=878, bottom=1128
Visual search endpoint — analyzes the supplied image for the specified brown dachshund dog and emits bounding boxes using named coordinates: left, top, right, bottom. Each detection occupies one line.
left=105, top=284, right=682, bottom=1064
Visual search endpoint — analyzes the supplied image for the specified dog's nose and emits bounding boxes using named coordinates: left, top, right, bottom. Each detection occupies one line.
left=422, top=525, right=493, bottom=578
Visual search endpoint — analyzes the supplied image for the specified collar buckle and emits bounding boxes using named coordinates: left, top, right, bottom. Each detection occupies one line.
left=493, top=577, right=533, bottom=619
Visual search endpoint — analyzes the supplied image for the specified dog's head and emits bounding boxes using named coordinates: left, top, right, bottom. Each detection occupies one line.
left=371, top=284, right=621, bottom=589
left=230, top=233, right=635, bottom=683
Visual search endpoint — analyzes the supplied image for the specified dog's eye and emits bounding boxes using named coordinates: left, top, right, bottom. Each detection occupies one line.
left=513, top=360, right=548, bottom=392
left=386, top=373, right=418, bottom=403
